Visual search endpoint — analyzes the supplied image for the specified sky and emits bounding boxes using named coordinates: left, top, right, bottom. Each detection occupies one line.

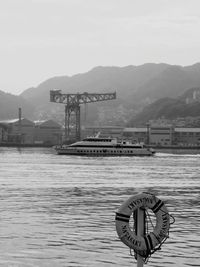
left=1, top=0, right=200, bottom=95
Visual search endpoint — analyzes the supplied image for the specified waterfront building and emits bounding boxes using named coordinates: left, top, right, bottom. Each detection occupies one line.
left=84, top=125, right=200, bottom=147
left=1, top=119, right=200, bottom=147
left=0, top=118, right=62, bottom=145
left=34, top=120, right=62, bottom=145
left=83, top=126, right=124, bottom=139
left=123, top=125, right=200, bottom=147
left=174, top=128, right=200, bottom=146
left=0, top=122, right=9, bottom=142
left=0, top=118, right=35, bottom=144
left=149, top=125, right=173, bottom=146
left=122, top=128, right=147, bottom=143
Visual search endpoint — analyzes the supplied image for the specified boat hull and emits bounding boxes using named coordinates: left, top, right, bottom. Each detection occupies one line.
left=55, top=147, right=155, bottom=156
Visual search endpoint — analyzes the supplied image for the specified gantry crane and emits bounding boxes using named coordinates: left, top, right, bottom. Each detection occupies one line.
left=50, top=90, right=116, bottom=141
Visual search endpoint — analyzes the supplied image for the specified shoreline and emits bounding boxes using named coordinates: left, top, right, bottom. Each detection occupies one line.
left=0, top=143, right=53, bottom=148
left=1, top=143, right=200, bottom=150
left=149, top=145, right=200, bottom=150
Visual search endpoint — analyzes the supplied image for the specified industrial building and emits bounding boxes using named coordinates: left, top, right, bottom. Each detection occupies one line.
left=0, top=118, right=62, bottom=145
left=34, top=120, right=62, bottom=145
left=122, top=128, right=147, bottom=143
left=82, top=126, right=124, bottom=139
left=85, top=125, right=200, bottom=147
left=1, top=118, right=200, bottom=147
left=0, top=118, right=35, bottom=144
left=173, top=128, right=200, bottom=146
left=149, top=125, right=173, bottom=146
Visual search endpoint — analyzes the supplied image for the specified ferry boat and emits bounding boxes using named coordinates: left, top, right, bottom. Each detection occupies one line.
left=54, top=135, right=155, bottom=156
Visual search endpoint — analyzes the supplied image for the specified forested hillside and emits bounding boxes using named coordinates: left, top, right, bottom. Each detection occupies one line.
left=1, top=63, right=200, bottom=124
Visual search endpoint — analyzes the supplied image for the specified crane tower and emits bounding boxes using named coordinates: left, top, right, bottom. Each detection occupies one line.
left=50, top=90, right=116, bottom=141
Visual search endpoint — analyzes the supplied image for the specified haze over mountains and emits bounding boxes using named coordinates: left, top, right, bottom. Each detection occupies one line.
left=1, top=63, right=200, bottom=126
left=0, top=90, right=34, bottom=120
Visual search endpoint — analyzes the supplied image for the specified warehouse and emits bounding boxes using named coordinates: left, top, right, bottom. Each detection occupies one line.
left=34, top=120, right=62, bottom=145
left=0, top=118, right=62, bottom=145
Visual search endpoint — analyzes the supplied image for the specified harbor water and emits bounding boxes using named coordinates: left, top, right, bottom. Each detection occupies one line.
left=0, top=147, right=199, bottom=267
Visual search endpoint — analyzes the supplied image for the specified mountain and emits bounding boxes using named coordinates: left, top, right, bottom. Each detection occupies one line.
left=20, top=63, right=172, bottom=124
left=21, top=63, right=169, bottom=104
left=128, top=87, right=200, bottom=126
left=0, top=90, right=34, bottom=120
left=1, top=63, right=200, bottom=124
left=21, top=63, right=200, bottom=103
left=132, top=63, right=200, bottom=105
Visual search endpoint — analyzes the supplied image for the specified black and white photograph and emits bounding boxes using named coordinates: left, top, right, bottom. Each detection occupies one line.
left=0, top=0, right=199, bottom=266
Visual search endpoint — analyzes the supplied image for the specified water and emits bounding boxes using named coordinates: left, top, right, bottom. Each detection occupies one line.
left=0, top=147, right=199, bottom=267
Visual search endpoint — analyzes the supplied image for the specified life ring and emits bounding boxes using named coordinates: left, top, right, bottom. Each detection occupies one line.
left=115, top=192, right=170, bottom=256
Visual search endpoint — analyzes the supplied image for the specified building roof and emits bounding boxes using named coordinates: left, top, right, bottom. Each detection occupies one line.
left=0, top=118, right=34, bottom=126
left=34, top=119, right=61, bottom=128
left=123, top=127, right=147, bottom=132
left=0, top=119, right=21, bottom=124
left=85, top=125, right=124, bottom=129
left=174, top=127, right=200, bottom=132
left=34, top=120, right=46, bottom=126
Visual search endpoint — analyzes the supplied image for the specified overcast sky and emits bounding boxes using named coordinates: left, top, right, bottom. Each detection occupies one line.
left=1, top=0, right=200, bottom=95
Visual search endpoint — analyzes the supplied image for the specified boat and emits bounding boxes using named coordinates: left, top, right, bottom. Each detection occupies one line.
left=54, top=134, right=155, bottom=156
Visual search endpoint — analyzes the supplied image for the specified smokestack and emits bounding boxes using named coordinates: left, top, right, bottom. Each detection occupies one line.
left=18, top=108, right=22, bottom=144
left=18, top=107, right=22, bottom=122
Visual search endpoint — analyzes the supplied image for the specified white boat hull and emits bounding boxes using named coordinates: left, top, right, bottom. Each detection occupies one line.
left=55, top=146, right=155, bottom=156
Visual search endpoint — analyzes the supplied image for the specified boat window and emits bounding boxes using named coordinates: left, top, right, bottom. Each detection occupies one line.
left=83, top=138, right=112, bottom=142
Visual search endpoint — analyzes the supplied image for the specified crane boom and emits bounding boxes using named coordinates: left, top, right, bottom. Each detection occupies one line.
left=50, top=90, right=116, bottom=105
left=50, top=90, right=116, bottom=141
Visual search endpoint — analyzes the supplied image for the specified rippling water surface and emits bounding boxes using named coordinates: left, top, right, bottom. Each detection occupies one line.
left=0, top=147, right=199, bottom=267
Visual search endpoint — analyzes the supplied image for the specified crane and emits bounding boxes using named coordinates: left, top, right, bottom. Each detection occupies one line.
left=50, top=90, right=116, bottom=141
